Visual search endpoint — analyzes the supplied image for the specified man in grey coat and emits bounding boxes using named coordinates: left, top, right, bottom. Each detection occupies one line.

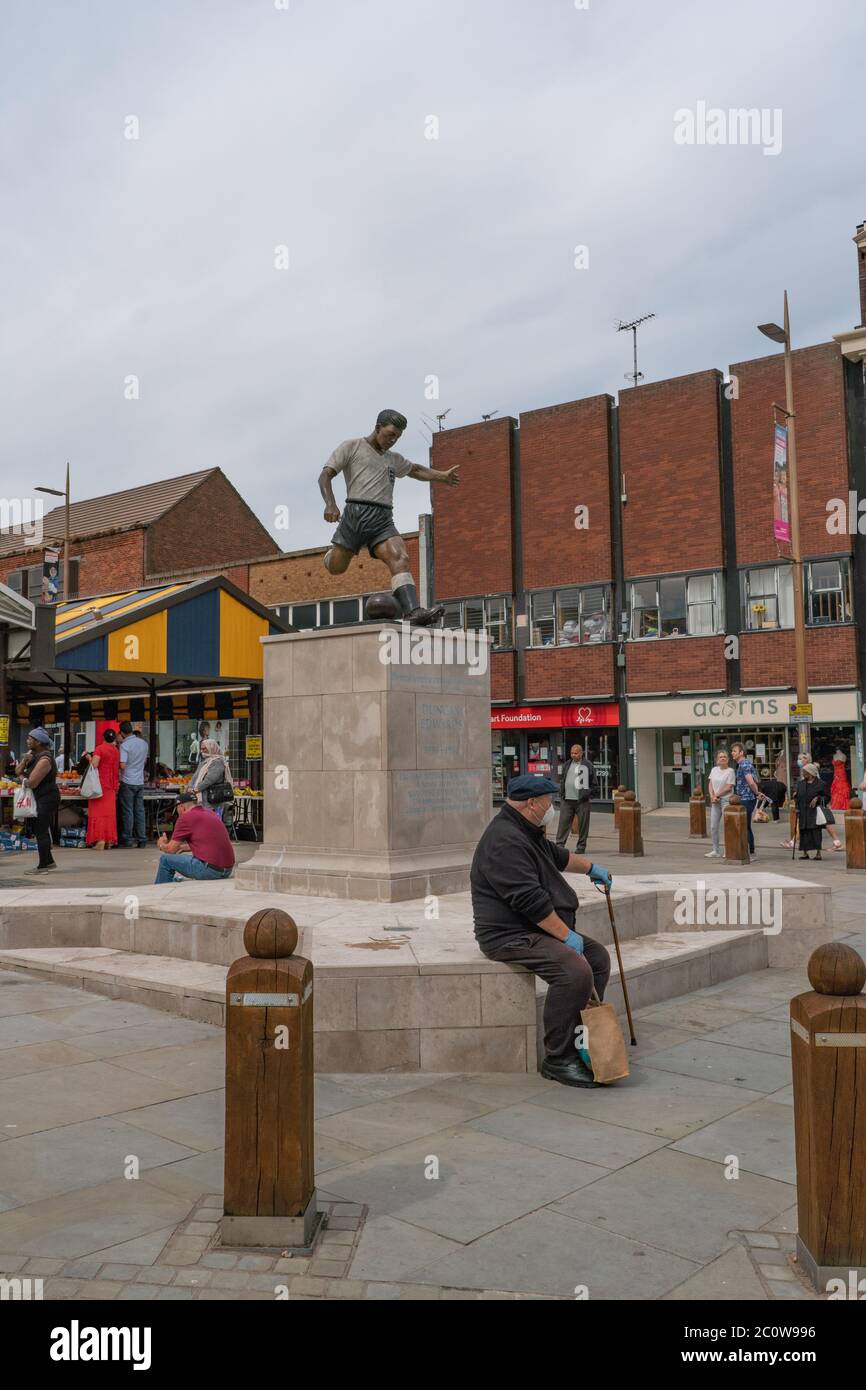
left=555, top=742, right=598, bottom=855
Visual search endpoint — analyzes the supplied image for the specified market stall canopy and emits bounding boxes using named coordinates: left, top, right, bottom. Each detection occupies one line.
left=0, top=579, right=35, bottom=632
left=8, top=575, right=291, bottom=704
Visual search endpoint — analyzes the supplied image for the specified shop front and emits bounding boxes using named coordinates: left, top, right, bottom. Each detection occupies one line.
left=628, top=690, right=863, bottom=810
left=490, top=702, right=620, bottom=803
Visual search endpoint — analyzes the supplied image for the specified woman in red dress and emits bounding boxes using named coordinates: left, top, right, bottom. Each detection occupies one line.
left=85, top=729, right=120, bottom=849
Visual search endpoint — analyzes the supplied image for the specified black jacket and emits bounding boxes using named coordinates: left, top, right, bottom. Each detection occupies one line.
left=559, top=756, right=598, bottom=804
left=470, top=803, right=579, bottom=949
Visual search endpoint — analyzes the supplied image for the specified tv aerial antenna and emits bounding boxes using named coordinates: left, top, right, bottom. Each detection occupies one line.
left=616, top=313, right=656, bottom=386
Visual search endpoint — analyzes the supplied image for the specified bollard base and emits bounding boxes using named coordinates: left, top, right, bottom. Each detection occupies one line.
left=222, top=1190, right=320, bottom=1249
left=796, top=1235, right=866, bottom=1293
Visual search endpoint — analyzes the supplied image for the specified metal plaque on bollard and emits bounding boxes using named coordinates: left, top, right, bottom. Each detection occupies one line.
left=222, top=908, right=319, bottom=1248
left=791, top=943, right=866, bottom=1289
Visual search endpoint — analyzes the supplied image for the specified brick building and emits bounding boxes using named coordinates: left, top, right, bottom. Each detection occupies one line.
left=0, top=468, right=282, bottom=601
left=431, top=222, right=866, bottom=807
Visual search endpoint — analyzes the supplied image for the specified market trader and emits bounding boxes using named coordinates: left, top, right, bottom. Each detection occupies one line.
left=470, top=773, right=613, bottom=1088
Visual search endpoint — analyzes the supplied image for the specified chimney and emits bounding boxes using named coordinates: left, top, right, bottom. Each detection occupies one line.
left=856, top=220, right=866, bottom=328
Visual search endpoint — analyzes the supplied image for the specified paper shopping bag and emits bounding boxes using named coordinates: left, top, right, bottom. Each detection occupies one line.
left=580, top=991, right=629, bottom=1083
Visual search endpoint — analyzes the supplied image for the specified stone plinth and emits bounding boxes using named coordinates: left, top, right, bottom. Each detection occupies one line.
left=236, top=623, right=493, bottom=902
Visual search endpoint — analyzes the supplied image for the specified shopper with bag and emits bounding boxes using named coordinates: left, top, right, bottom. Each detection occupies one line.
left=189, top=739, right=233, bottom=820
left=470, top=773, right=614, bottom=1089
left=793, top=763, right=824, bottom=861
left=84, top=728, right=120, bottom=850
left=15, top=727, right=60, bottom=873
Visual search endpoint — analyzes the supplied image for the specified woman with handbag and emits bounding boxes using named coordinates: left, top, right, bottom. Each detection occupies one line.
left=794, top=763, right=824, bottom=861
left=15, top=727, right=60, bottom=873
left=189, top=738, right=233, bottom=819
left=85, top=728, right=120, bottom=850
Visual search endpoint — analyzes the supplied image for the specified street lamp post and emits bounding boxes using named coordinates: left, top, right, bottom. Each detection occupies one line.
left=34, top=462, right=71, bottom=601
left=758, top=293, right=810, bottom=762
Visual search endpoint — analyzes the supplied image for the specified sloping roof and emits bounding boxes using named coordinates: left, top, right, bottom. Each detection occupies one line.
left=0, top=579, right=35, bottom=630
left=55, top=584, right=189, bottom=642
left=0, top=469, right=217, bottom=557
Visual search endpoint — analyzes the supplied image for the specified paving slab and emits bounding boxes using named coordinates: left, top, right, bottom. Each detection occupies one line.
left=523, top=1064, right=767, bottom=1141
left=0, top=1060, right=210, bottom=1138
left=116, top=1090, right=225, bottom=1153
left=672, top=1096, right=796, bottom=1183
left=699, top=1017, right=792, bottom=1057
left=550, top=1148, right=793, bottom=1263
left=406, top=1206, right=699, bottom=1299
left=0, top=1177, right=192, bottom=1257
left=637, top=1038, right=792, bottom=1093
left=661, top=1243, right=770, bottom=1300
left=321, top=1126, right=606, bottom=1243
left=314, top=1087, right=493, bottom=1155
left=0, top=1117, right=198, bottom=1204
left=466, top=1101, right=668, bottom=1169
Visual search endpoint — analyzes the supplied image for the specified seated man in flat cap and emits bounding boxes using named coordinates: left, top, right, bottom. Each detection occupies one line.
left=470, top=773, right=613, bottom=1088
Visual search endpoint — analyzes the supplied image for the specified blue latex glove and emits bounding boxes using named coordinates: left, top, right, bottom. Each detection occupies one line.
left=588, top=863, right=612, bottom=891
left=563, top=929, right=585, bottom=955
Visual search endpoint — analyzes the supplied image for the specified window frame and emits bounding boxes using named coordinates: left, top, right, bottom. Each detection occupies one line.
left=441, top=594, right=515, bottom=650
left=806, top=556, right=852, bottom=627
left=628, top=571, right=723, bottom=641
left=526, top=583, right=613, bottom=649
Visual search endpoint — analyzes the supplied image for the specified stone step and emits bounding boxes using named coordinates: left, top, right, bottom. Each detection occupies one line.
left=0, top=926, right=767, bottom=1072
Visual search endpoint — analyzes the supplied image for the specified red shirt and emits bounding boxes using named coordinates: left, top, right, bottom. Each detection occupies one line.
left=171, top=805, right=235, bottom=870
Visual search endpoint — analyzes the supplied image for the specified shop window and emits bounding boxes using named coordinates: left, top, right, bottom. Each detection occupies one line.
left=741, top=566, right=793, bottom=630
left=807, top=558, right=851, bottom=625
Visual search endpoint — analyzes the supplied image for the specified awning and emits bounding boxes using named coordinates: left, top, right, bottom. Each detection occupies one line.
left=0, top=579, right=35, bottom=631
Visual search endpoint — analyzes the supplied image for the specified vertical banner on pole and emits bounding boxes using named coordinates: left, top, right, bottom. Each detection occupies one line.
left=773, top=422, right=790, bottom=544
left=40, top=547, right=61, bottom=603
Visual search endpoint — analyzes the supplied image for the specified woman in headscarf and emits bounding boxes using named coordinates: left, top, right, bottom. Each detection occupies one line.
left=15, top=727, right=60, bottom=872
left=794, top=762, right=824, bottom=861
left=189, top=738, right=232, bottom=818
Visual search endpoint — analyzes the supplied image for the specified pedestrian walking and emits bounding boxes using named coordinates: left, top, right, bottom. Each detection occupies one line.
left=189, top=738, right=233, bottom=820
left=470, top=773, right=613, bottom=1089
left=730, top=741, right=760, bottom=858
left=555, top=742, right=598, bottom=855
left=15, top=728, right=60, bottom=873
left=794, top=763, right=824, bottom=860
left=705, top=749, right=735, bottom=858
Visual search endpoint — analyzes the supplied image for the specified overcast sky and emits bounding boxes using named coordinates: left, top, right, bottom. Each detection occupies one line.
left=2, top=0, right=864, bottom=551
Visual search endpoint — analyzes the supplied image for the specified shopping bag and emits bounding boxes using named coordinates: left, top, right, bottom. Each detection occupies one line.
left=815, top=803, right=827, bottom=827
left=580, top=989, right=630, bottom=1083
left=79, top=765, right=103, bottom=799
left=13, top=786, right=37, bottom=819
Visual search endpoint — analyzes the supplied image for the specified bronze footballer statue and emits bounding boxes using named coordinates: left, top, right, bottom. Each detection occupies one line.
left=318, top=409, right=459, bottom=626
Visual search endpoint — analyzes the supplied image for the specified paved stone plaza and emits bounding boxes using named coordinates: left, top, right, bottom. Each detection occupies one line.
left=0, top=810, right=862, bottom=1300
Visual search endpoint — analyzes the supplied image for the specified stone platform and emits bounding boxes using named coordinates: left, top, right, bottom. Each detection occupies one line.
left=0, top=872, right=833, bottom=1072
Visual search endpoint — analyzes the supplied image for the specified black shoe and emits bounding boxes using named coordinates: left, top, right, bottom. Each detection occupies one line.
left=136, top=842, right=148, bottom=848
left=407, top=605, right=445, bottom=627
left=540, top=1054, right=600, bottom=1088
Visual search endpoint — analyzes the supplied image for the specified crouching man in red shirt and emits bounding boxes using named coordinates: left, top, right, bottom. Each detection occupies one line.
left=155, top=791, right=235, bottom=883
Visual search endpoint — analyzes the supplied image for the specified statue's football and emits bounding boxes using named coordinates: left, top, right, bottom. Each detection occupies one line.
left=365, top=592, right=401, bottom=621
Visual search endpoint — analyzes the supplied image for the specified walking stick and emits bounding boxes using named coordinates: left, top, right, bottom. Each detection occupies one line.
left=791, top=808, right=798, bottom=862
left=598, top=885, right=637, bottom=1046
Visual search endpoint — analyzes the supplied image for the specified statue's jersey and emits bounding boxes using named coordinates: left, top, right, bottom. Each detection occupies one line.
left=324, top=437, right=414, bottom=507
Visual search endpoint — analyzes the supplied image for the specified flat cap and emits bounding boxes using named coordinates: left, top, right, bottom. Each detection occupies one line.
left=507, top=773, right=558, bottom=800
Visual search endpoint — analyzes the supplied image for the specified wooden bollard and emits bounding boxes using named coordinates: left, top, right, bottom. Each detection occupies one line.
left=689, top=787, right=708, bottom=838
left=223, top=908, right=318, bottom=1247
left=845, top=797, right=866, bottom=872
left=723, top=792, right=750, bottom=863
left=618, top=790, right=643, bottom=856
left=791, top=943, right=866, bottom=1289
left=612, top=785, right=627, bottom=831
